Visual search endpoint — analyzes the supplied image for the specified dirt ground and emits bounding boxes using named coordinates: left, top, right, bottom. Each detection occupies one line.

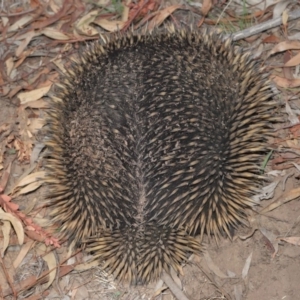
left=1, top=0, right=300, bottom=299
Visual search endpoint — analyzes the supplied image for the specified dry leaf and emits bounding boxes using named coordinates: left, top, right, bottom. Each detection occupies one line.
left=242, top=252, right=252, bottom=279
left=5, top=57, right=14, bottom=77
left=286, top=139, right=298, bottom=147
left=269, top=41, right=300, bottom=55
left=8, top=164, right=37, bottom=196
left=94, top=0, right=111, bottom=6
left=285, top=100, right=299, bottom=125
left=152, top=279, right=166, bottom=297
left=227, top=270, right=236, bottom=278
left=30, top=143, right=45, bottom=167
left=17, top=85, right=52, bottom=105
left=49, top=0, right=62, bottom=13
left=0, top=162, right=12, bottom=191
left=0, top=208, right=24, bottom=246
left=75, top=260, right=100, bottom=271
left=28, top=118, right=44, bottom=134
left=15, top=31, right=36, bottom=57
left=273, top=0, right=291, bottom=19
left=1, top=16, right=9, bottom=26
left=282, top=9, right=289, bottom=26
left=259, top=227, right=278, bottom=258
left=0, top=217, right=11, bottom=257
left=93, top=19, right=126, bottom=32
left=252, top=180, right=279, bottom=202
left=201, top=0, right=212, bottom=15
left=8, top=85, right=24, bottom=99
left=36, top=244, right=57, bottom=289
left=234, top=284, right=243, bottom=300
left=260, top=187, right=300, bottom=213
left=52, top=58, right=67, bottom=73
left=24, top=198, right=38, bottom=215
left=32, top=216, right=50, bottom=227
left=279, top=236, right=300, bottom=246
left=239, top=214, right=259, bottom=240
left=18, top=180, right=44, bottom=195
left=285, top=52, right=300, bottom=67
left=41, top=27, right=69, bottom=40
left=283, top=51, right=294, bottom=80
left=15, top=171, right=45, bottom=188
left=148, top=5, right=182, bottom=30
left=14, top=139, right=32, bottom=163
left=21, top=99, right=49, bottom=109
left=16, top=50, right=36, bottom=70
left=272, top=76, right=300, bottom=88
left=262, top=35, right=281, bottom=43
left=8, top=15, right=34, bottom=32
left=76, top=10, right=99, bottom=36
left=288, top=32, right=300, bottom=40
left=0, top=123, right=10, bottom=135
left=13, top=240, right=35, bottom=268
left=161, top=271, right=189, bottom=300
left=31, top=1, right=71, bottom=30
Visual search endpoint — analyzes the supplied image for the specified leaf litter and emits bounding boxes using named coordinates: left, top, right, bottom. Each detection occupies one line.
left=1, top=0, right=300, bottom=299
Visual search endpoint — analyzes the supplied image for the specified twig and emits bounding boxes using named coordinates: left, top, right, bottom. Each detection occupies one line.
left=195, top=261, right=232, bottom=300
left=122, top=0, right=131, bottom=22
left=3, top=264, right=75, bottom=297
left=161, top=271, right=190, bottom=300
left=229, top=9, right=300, bottom=41
left=216, top=0, right=234, bottom=25
left=0, top=7, right=37, bottom=17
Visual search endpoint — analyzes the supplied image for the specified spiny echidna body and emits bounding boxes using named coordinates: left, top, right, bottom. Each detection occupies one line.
left=45, top=28, right=273, bottom=284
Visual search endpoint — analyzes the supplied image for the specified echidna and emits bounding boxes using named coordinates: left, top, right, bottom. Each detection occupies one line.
left=44, top=27, right=273, bottom=284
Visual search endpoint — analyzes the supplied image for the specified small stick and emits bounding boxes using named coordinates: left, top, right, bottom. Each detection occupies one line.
left=228, top=9, right=300, bottom=41
left=161, top=271, right=190, bottom=300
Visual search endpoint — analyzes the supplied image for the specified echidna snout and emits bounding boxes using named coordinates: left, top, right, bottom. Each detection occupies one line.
left=44, top=28, right=274, bottom=283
